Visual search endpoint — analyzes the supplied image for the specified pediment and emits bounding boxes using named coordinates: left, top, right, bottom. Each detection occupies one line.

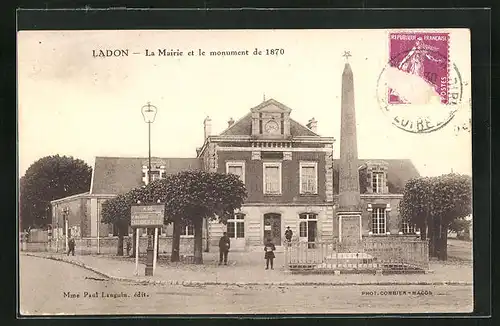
left=250, top=99, right=292, bottom=114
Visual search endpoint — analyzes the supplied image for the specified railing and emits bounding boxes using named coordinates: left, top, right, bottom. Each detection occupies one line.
left=285, top=239, right=429, bottom=273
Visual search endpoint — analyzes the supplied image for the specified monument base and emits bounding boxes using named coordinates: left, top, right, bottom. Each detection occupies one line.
left=337, top=211, right=362, bottom=243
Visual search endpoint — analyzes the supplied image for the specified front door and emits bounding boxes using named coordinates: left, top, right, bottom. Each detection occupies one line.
left=263, top=213, right=281, bottom=245
left=299, top=213, right=318, bottom=248
left=307, top=221, right=317, bottom=242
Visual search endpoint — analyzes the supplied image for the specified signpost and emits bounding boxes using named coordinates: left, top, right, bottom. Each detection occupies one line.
left=131, top=204, right=164, bottom=276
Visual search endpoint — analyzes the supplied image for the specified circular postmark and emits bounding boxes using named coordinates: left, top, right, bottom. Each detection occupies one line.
left=376, top=48, right=464, bottom=134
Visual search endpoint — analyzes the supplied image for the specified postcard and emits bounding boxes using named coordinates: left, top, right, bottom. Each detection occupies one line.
left=18, top=28, right=472, bottom=315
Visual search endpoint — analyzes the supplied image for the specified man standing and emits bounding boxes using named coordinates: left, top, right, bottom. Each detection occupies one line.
left=67, top=235, right=75, bottom=256
left=126, top=237, right=132, bottom=256
left=218, top=232, right=230, bottom=265
left=285, top=226, right=293, bottom=246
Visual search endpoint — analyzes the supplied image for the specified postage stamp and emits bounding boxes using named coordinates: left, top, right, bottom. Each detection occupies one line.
left=388, top=32, right=450, bottom=105
left=376, top=31, right=465, bottom=134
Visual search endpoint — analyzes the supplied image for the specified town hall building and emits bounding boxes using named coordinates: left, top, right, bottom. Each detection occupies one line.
left=51, top=62, right=420, bottom=253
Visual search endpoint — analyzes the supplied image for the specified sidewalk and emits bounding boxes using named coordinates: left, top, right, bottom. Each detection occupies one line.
left=22, top=251, right=473, bottom=286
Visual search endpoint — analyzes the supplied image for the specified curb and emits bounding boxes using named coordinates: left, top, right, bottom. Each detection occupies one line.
left=23, top=253, right=473, bottom=287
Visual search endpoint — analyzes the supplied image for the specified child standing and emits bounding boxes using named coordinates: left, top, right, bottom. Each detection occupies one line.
left=264, top=238, right=276, bottom=270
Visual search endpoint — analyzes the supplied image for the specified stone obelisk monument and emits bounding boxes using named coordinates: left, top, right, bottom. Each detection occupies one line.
left=337, top=51, right=362, bottom=243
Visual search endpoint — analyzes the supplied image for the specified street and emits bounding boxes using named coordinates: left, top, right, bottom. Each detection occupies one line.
left=20, top=255, right=473, bottom=315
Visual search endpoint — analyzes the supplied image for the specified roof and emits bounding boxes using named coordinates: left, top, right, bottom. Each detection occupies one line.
left=220, top=98, right=319, bottom=137
left=91, top=156, right=201, bottom=195
left=220, top=113, right=252, bottom=136
left=332, top=159, right=420, bottom=193
left=50, top=192, right=90, bottom=204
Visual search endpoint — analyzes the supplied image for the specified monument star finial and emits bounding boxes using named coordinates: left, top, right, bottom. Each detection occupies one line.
left=342, top=51, right=352, bottom=62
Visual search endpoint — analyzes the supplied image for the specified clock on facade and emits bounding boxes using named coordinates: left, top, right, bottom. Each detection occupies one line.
left=264, top=120, right=280, bottom=134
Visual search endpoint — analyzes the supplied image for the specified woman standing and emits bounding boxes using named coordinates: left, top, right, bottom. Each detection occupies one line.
left=264, top=238, right=276, bottom=270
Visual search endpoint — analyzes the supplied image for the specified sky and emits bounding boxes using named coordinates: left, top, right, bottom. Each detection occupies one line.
left=17, top=29, right=472, bottom=177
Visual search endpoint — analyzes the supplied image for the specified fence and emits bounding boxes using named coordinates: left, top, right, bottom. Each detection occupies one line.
left=285, top=238, right=429, bottom=273
left=20, top=235, right=204, bottom=256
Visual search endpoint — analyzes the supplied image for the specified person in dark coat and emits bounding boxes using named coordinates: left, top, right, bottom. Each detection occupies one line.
left=218, top=232, right=230, bottom=265
left=264, top=238, right=276, bottom=270
left=126, top=237, right=132, bottom=256
left=285, top=226, right=293, bottom=246
left=67, top=235, right=75, bottom=256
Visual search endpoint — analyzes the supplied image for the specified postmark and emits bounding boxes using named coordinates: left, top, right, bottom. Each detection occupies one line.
left=376, top=32, right=464, bottom=133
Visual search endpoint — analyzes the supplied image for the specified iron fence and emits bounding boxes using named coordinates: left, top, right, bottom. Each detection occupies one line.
left=285, top=239, right=429, bottom=273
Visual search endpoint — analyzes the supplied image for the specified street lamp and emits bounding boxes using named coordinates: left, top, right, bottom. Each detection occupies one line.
left=141, top=102, right=157, bottom=276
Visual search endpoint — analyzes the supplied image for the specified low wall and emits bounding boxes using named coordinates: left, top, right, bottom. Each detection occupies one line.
left=21, top=236, right=214, bottom=255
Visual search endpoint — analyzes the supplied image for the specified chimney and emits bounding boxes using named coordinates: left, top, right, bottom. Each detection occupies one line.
left=227, top=117, right=235, bottom=128
left=204, top=116, right=212, bottom=141
left=306, top=118, right=318, bottom=133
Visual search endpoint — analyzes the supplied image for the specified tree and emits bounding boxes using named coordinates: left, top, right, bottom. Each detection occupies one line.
left=20, top=155, right=92, bottom=230
left=431, top=173, right=472, bottom=260
left=399, top=177, right=433, bottom=241
left=399, top=173, right=472, bottom=260
left=449, top=218, right=471, bottom=238
left=161, top=171, right=247, bottom=264
left=101, top=194, right=130, bottom=256
left=101, top=187, right=149, bottom=256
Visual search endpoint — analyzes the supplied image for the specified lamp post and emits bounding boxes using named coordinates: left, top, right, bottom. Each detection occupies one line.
left=141, top=102, right=158, bottom=276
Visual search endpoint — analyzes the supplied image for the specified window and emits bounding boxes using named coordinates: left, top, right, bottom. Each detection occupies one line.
left=180, top=223, right=194, bottom=237
left=227, top=213, right=245, bottom=238
left=299, top=221, right=307, bottom=237
left=402, top=220, right=417, bottom=234
left=263, top=162, right=282, bottom=194
left=150, top=170, right=161, bottom=182
left=226, top=161, right=245, bottom=184
left=371, top=208, right=386, bottom=234
left=144, top=169, right=165, bottom=185
left=300, top=162, right=318, bottom=194
left=372, top=172, right=384, bottom=193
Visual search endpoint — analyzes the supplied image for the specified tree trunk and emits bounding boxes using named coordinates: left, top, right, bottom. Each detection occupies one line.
left=117, top=227, right=124, bottom=256
left=171, top=221, right=181, bottom=262
left=419, top=220, right=427, bottom=241
left=132, top=228, right=137, bottom=257
left=204, top=217, right=210, bottom=253
left=428, top=219, right=437, bottom=257
left=193, top=218, right=203, bottom=264
left=439, top=224, right=448, bottom=261
left=432, top=217, right=441, bottom=258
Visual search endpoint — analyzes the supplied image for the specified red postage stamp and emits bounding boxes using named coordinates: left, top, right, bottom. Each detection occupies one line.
left=388, top=32, right=450, bottom=105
